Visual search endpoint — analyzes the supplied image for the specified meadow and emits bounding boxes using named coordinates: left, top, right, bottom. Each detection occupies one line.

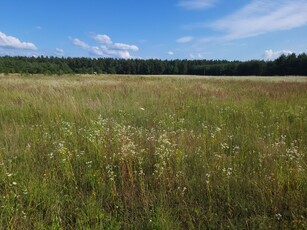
left=0, top=74, right=306, bottom=229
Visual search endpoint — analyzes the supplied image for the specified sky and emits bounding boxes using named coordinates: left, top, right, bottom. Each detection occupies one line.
left=1, top=0, right=307, bottom=60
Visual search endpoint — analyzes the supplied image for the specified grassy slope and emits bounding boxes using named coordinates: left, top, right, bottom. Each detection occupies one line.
left=0, top=74, right=306, bottom=229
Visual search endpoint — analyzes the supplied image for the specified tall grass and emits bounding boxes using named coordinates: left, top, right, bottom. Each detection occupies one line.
left=0, top=74, right=306, bottom=229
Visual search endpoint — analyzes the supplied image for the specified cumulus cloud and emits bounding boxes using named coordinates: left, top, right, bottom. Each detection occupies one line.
left=178, top=0, right=217, bottom=10
left=0, top=32, right=37, bottom=50
left=102, top=49, right=131, bottom=59
left=211, top=0, right=307, bottom=41
left=168, top=51, right=175, bottom=55
left=73, top=34, right=139, bottom=59
left=176, top=36, right=194, bottom=43
left=264, top=49, right=293, bottom=60
left=112, top=43, right=139, bottom=51
left=94, top=34, right=112, bottom=44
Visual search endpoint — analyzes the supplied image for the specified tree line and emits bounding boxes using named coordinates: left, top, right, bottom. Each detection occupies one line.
left=0, top=53, right=306, bottom=76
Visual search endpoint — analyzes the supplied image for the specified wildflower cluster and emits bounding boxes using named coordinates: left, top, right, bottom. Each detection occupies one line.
left=153, top=132, right=177, bottom=178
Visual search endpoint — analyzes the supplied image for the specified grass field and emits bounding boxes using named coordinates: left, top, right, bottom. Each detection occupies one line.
left=0, top=74, right=307, bottom=229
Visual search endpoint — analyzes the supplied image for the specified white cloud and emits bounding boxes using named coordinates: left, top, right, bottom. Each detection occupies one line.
left=73, top=34, right=139, bottom=59
left=112, top=43, right=139, bottom=51
left=0, top=47, right=38, bottom=57
left=72, top=38, right=90, bottom=49
left=177, top=36, right=194, bottom=43
left=264, top=49, right=293, bottom=60
left=0, top=32, right=37, bottom=50
left=211, top=0, right=307, bottom=41
left=104, top=49, right=131, bottom=59
left=106, top=46, right=134, bottom=58
left=94, top=34, right=112, bottom=44
left=55, top=48, right=64, bottom=56
left=178, top=0, right=217, bottom=10
left=168, top=51, right=175, bottom=55
left=189, top=53, right=204, bottom=59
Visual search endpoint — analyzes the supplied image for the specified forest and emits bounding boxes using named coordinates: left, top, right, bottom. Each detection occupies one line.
left=0, top=53, right=307, bottom=76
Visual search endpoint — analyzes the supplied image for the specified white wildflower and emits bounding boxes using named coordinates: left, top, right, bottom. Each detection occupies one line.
left=275, top=213, right=282, bottom=221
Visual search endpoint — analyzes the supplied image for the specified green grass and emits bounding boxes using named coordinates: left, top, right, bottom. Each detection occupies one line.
left=0, top=74, right=307, bottom=229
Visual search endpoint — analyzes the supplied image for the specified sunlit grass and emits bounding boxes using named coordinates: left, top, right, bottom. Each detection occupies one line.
left=0, top=74, right=306, bottom=229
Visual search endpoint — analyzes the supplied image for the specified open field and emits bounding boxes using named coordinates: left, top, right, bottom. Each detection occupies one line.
left=0, top=74, right=307, bottom=229
left=134, top=75, right=307, bottom=82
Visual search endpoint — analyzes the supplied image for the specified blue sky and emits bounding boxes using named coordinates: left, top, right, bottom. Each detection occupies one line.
left=1, top=0, right=307, bottom=60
